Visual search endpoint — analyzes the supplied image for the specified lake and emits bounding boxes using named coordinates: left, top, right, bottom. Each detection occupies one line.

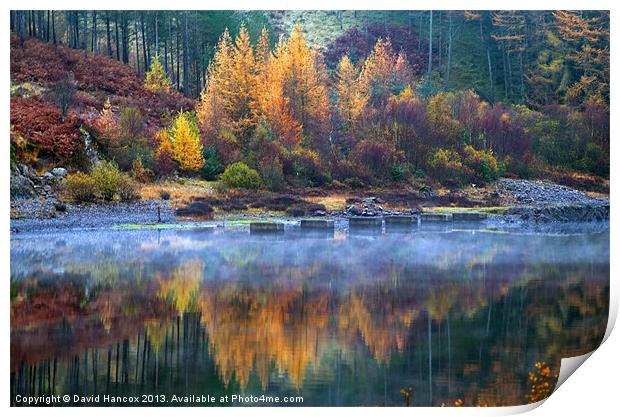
left=10, top=222, right=609, bottom=406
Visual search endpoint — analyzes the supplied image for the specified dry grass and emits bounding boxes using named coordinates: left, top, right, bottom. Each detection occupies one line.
left=305, top=194, right=350, bottom=211
left=140, top=178, right=217, bottom=208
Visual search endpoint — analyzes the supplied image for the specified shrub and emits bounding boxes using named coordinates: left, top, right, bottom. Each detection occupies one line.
left=49, top=72, right=76, bottom=119
left=289, top=148, right=327, bottom=186
left=91, top=161, right=122, bottom=201
left=10, top=96, right=81, bottom=161
left=131, top=156, right=153, bottom=183
left=331, top=158, right=358, bottom=182
left=117, top=175, right=141, bottom=201
left=261, top=158, right=285, bottom=192
left=200, top=146, right=222, bottom=180
left=463, top=145, right=500, bottom=183
left=220, top=162, right=262, bottom=189
left=119, top=106, right=144, bottom=140
left=65, top=172, right=98, bottom=202
left=352, top=139, right=398, bottom=181
left=579, top=143, right=609, bottom=177
left=429, top=148, right=468, bottom=184
left=391, top=164, right=406, bottom=182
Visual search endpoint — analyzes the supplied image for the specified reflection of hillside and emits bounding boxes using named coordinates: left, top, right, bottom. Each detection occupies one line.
left=10, top=251, right=609, bottom=405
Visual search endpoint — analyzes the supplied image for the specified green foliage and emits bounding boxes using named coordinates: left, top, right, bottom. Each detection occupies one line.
left=65, top=172, right=98, bottom=203
left=579, top=143, right=609, bottom=177
left=200, top=146, right=222, bottom=180
left=220, top=162, right=262, bottom=189
left=10, top=144, right=18, bottom=165
left=91, top=161, right=122, bottom=201
left=119, top=106, right=143, bottom=139
left=66, top=161, right=141, bottom=202
left=144, top=55, right=171, bottom=93
left=290, top=148, right=327, bottom=186
left=429, top=148, right=466, bottom=184
left=463, top=145, right=500, bottom=183
left=390, top=164, right=406, bottom=182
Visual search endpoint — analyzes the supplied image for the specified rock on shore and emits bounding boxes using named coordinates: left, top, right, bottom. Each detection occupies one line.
left=497, top=179, right=609, bottom=222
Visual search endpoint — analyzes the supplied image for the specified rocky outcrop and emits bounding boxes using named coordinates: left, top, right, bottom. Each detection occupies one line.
left=10, top=164, right=37, bottom=199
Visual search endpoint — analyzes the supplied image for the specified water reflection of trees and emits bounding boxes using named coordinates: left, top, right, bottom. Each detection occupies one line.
left=10, top=238, right=609, bottom=406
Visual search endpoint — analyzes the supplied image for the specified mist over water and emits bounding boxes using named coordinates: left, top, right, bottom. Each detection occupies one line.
left=10, top=224, right=609, bottom=406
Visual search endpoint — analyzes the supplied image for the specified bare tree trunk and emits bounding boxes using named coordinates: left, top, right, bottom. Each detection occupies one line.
left=51, top=11, right=56, bottom=45
left=408, top=11, right=412, bottom=35
left=437, top=11, right=442, bottom=70
left=46, top=11, right=50, bottom=41
left=115, top=12, right=121, bottom=61
left=141, top=13, right=148, bottom=71
left=134, top=18, right=140, bottom=73
left=445, top=12, right=453, bottom=90
left=121, top=13, right=128, bottom=63
left=91, top=10, right=98, bottom=55
left=105, top=12, right=112, bottom=57
left=82, top=11, right=88, bottom=56
left=502, top=49, right=509, bottom=99
left=519, top=51, right=525, bottom=101
left=182, top=11, right=190, bottom=95
left=427, top=11, right=433, bottom=79
left=176, top=16, right=180, bottom=90
left=73, top=12, right=79, bottom=49
left=168, top=16, right=175, bottom=84
left=418, top=12, right=423, bottom=51
left=164, top=29, right=169, bottom=73
left=480, top=16, right=494, bottom=96
left=154, top=13, right=159, bottom=57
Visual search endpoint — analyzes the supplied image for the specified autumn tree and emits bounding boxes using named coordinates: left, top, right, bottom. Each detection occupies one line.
left=553, top=11, right=609, bottom=107
left=359, top=37, right=411, bottom=106
left=144, top=54, right=171, bottom=93
left=253, top=29, right=302, bottom=151
left=197, top=26, right=258, bottom=146
left=274, top=24, right=330, bottom=152
left=155, top=129, right=177, bottom=176
left=170, top=112, right=204, bottom=173
left=336, top=55, right=367, bottom=128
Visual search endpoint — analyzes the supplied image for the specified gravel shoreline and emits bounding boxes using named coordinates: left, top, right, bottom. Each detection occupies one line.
left=11, top=200, right=175, bottom=235
left=10, top=179, right=610, bottom=236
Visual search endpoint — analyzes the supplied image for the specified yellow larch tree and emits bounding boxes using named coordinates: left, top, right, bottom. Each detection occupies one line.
left=336, top=55, right=368, bottom=128
left=253, top=28, right=302, bottom=150
left=171, top=113, right=204, bottom=173
left=196, top=29, right=235, bottom=143
left=229, top=25, right=257, bottom=138
left=275, top=24, right=330, bottom=148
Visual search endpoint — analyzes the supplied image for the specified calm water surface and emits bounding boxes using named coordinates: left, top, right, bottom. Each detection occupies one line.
left=10, top=223, right=609, bottom=406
